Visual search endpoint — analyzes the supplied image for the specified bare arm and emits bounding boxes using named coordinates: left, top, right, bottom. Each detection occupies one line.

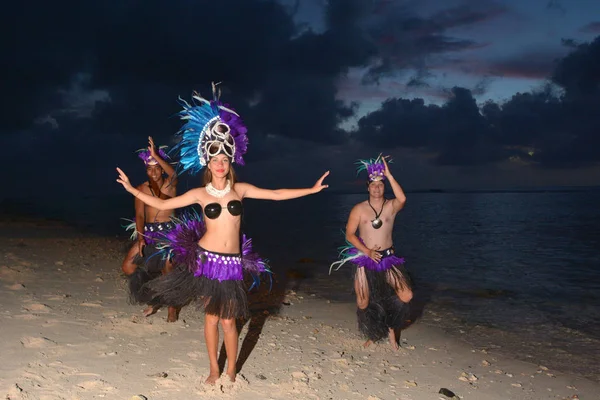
left=117, top=167, right=199, bottom=210
left=134, top=185, right=146, bottom=238
left=387, top=174, right=406, bottom=213
left=382, top=157, right=406, bottom=213
left=148, top=137, right=177, bottom=185
left=235, top=171, right=329, bottom=201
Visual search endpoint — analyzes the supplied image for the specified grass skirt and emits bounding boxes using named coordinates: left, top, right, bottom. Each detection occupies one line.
left=331, top=241, right=412, bottom=342
left=143, top=211, right=271, bottom=319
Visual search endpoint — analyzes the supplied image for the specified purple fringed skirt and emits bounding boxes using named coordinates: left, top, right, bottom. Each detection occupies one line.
left=144, top=212, right=271, bottom=319
left=331, top=245, right=413, bottom=342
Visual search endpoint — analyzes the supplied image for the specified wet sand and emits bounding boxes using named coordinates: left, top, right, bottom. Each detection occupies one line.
left=0, top=218, right=596, bottom=399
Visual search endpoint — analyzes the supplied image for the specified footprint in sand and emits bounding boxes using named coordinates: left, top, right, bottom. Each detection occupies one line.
left=14, top=314, right=39, bottom=320
left=0, top=265, right=21, bottom=280
left=22, top=303, right=52, bottom=313
left=80, top=302, right=103, bottom=308
left=75, top=378, right=116, bottom=394
left=20, top=336, right=57, bottom=349
left=7, top=283, right=26, bottom=290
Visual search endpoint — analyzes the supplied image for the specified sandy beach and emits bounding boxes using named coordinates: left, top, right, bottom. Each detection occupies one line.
left=0, top=218, right=597, bottom=400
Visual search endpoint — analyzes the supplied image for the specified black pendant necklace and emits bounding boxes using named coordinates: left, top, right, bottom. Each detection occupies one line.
left=368, top=198, right=386, bottom=229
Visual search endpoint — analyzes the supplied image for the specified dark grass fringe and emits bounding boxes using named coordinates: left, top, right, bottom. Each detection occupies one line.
left=355, top=265, right=412, bottom=342
left=132, top=242, right=168, bottom=275
left=145, top=264, right=250, bottom=320
left=127, top=268, right=161, bottom=305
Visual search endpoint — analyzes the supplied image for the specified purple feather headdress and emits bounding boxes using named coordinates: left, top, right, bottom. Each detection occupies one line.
left=172, top=82, right=249, bottom=176
left=356, top=154, right=390, bottom=182
left=136, top=146, right=170, bottom=166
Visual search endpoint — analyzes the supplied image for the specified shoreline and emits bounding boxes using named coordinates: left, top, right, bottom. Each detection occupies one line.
left=1, top=218, right=598, bottom=399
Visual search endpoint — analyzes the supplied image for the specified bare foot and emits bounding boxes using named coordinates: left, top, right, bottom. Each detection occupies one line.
left=388, top=329, right=399, bottom=351
left=363, top=339, right=372, bottom=348
left=143, top=305, right=158, bottom=317
left=205, top=372, right=220, bottom=385
left=226, top=371, right=236, bottom=382
left=167, top=306, right=180, bottom=322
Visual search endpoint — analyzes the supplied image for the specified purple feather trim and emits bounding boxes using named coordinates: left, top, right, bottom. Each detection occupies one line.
left=195, top=251, right=243, bottom=281
left=138, top=147, right=169, bottom=165
left=155, top=212, right=269, bottom=282
left=159, top=217, right=206, bottom=269
left=367, top=162, right=386, bottom=181
left=241, top=235, right=269, bottom=274
left=345, top=247, right=405, bottom=272
left=218, top=104, right=248, bottom=165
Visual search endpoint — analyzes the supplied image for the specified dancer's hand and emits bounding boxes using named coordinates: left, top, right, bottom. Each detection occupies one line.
left=137, top=238, right=146, bottom=257
left=368, top=246, right=382, bottom=263
left=116, top=167, right=135, bottom=194
left=381, top=155, right=392, bottom=178
left=148, top=136, right=157, bottom=158
left=312, top=171, right=330, bottom=193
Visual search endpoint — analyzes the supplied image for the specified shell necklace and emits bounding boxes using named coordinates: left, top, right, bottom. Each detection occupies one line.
left=206, top=180, right=231, bottom=198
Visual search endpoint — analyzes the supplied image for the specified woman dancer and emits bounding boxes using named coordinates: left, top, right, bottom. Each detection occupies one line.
left=116, top=85, right=329, bottom=383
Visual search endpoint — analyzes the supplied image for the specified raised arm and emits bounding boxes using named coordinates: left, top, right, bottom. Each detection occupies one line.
left=117, top=168, right=198, bottom=210
left=236, top=171, right=329, bottom=201
left=148, top=136, right=177, bottom=185
left=382, top=157, right=406, bottom=213
left=345, top=205, right=383, bottom=263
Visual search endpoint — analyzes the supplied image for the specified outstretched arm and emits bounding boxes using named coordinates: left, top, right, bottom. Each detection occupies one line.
left=345, top=206, right=382, bottom=263
left=236, top=171, right=329, bottom=201
left=148, top=136, right=177, bottom=185
left=382, top=157, right=406, bottom=213
left=117, top=167, right=198, bottom=210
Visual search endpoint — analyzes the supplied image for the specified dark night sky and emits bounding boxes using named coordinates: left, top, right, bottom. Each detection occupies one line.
left=2, top=0, right=600, bottom=204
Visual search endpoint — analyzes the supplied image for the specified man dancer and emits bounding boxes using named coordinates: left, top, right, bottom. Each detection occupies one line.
left=331, top=155, right=413, bottom=349
left=121, top=136, right=181, bottom=322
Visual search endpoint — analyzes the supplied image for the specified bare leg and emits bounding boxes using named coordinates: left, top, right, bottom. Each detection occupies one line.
left=162, top=260, right=181, bottom=322
left=221, top=318, right=239, bottom=382
left=354, top=267, right=371, bottom=348
left=122, top=242, right=160, bottom=316
left=386, top=267, right=413, bottom=303
left=204, top=313, right=220, bottom=384
left=121, top=242, right=139, bottom=276
left=388, top=328, right=399, bottom=350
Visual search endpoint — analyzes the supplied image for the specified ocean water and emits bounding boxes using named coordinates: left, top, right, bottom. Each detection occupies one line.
left=3, top=189, right=600, bottom=378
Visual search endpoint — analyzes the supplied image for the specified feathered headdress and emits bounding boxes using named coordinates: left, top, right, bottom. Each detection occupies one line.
left=172, top=82, right=248, bottom=176
left=356, top=154, right=390, bottom=181
left=136, top=145, right=170, bottom=166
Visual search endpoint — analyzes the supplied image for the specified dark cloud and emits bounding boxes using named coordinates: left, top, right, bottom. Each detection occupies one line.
left=552, top=36, right=600, bottom=98
left=1, top=0, right=379, bottom=200
left=356, top=1, right=502, bottom=83
left=354, top=35, right=600, bottom=169
left=3, top=0, right=600, bottom=204
left=354, top=87, right=505, bottom=166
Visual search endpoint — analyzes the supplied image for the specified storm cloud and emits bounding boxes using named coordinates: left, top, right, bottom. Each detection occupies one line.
left=354, top=35, right=600, bottom=169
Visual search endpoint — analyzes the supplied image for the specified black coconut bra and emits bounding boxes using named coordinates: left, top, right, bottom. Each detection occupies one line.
left=204, top=200, right=243, bottom=219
